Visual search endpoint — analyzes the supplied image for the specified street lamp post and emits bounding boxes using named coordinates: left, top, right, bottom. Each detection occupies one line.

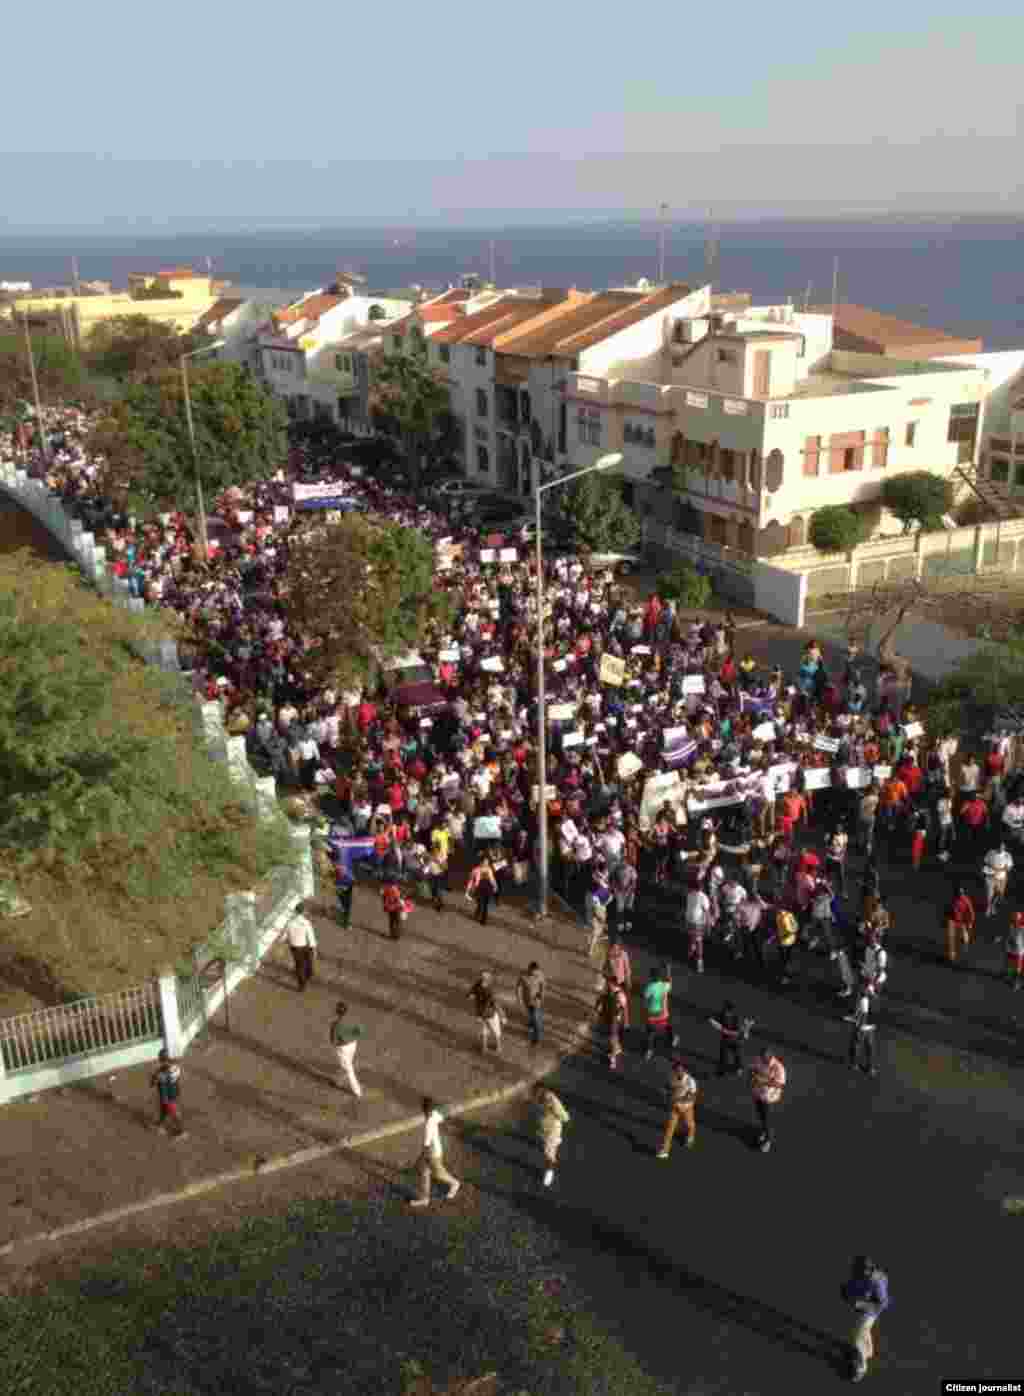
left=22, top=313, right=50, bottom=468
left=534, top=451, right=623, bottom=921
left=180, top=341, right=224, bottom=560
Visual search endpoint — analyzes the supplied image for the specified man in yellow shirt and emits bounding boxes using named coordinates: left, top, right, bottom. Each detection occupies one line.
left=430, top=825, right=451, bottom=889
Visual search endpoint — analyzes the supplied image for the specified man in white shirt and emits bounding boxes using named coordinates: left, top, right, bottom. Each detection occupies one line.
left=1003, top=798, right=1024, bottom=845
left=286, top=902, right=318, bottom=991
left=410, top=1096, right=461, bottom=1207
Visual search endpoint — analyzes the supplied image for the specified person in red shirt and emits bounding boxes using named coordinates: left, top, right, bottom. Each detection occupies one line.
left=386, top=779, right=406, bottom=814
left=720, top=654, right=737, bottom=688
left=960, top=794, right=988, bottom=855
left=986, top=746, right=1005, bottom=781
left=357, top=698, right=377, bottom=730
left=897, top=757, right=923, bottom=800
left=945, top=885, right=975, bottom=964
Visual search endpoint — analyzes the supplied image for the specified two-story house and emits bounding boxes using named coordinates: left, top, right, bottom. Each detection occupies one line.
left=564, top=299, right=1024, bottom=556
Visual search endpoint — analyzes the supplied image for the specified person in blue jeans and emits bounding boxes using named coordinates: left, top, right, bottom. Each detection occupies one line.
left=841, top=1255, right=890, bottom=1382
left=516, top=961, right=546, bottom=1046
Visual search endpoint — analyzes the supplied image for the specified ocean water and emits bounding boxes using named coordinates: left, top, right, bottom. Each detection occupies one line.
left=1, top=218, right=1021, bottom=349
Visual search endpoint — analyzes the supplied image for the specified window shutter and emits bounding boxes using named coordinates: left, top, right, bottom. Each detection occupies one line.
left=872, top=428, right=889, bottom=468
left=803, top=436, right=820, bottom=476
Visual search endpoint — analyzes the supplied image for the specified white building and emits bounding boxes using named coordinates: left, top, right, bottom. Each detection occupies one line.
left=563, top=297, right=1024, bottom=555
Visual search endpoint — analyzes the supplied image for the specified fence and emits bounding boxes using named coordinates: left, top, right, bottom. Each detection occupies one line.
left=0, top=463, right=314, bottom=1104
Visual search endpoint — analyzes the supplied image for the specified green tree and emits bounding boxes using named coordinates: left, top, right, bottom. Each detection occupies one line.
left=279, top=514, right=452, bottom=690
left=84, top=315, right=212, bottom=382
left=657, top=560, right=712, bottom=609
left=0, top=552, right=295, bottom=997
left=0, top=329, right=92, bottom=416
left=880, top=470, right=954, bottom=534
left=368, top=350, right=450, bottom=486
left=86, top=361, right=287, bottom=513
left=808, top=505, right=868, bottom=554
left=926, top=634, right=1024, bottom=739
left=558, top=473, right=641, bottom=552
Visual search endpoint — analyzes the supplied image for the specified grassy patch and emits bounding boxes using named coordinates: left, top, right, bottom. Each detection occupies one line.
left=0, top=1199, right=671, bottom=1396
left=0, top=548, right=296, bottom=1009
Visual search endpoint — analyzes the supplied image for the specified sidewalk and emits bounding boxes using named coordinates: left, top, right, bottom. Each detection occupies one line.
left=0, top=880, right=596, bottom=1252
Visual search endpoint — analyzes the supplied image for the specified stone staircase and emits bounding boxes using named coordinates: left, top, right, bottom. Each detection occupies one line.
left=953, top=462, right=1022, bottom=520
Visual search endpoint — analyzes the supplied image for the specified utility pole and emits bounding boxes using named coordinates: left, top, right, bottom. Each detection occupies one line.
left=22, top=313, right=49, bottom=466
left=181, top=354, right=210, bottom=560
left=704, top=208, right=719, bottom=289
left=831, top=255, right=840, bottom=321
left=657, top=202, right=668, bottom=285
left=71, top=255, right=80, bottom=296
left=804, top=281, right=813, bottom=312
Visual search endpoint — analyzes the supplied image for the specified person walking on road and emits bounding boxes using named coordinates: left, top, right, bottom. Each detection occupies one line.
left=151, top=1048, right=187, bottom=1140
left=657, top=1057, right=699, bottom=1157
left=286, top=902, right=318, bottom=991
left=409, top=1097, right=460, bottom=1208
left=381, top=878, right=407, bottom=939
left=944, top=883, right=975, bottom=965
left=517, top=961, right=547, bottom=1046
left=643, top=964, right=677, bottom=1062
left=533, top=1084, right=571, bottom=1187
left=469, top=970, right=504, bottom=1053
left=845, top=981, right=878, bottom=1076
left=602, top=938, right=633, bottom=1019
left=841, top=1255, right=890, bottom=1382
left=466, top=854, right=498, bottom=926
left=329, top=1000, right=363, bottom=1097
left=334, top=867, right=354, bottom=929
left=749, top=1048, right=786, bottom=1153
left=595, top=973, right=628, bottom=1069
left=1005, top=911, right=1024, bottom=990
left=711, top=1000, right=751, bottom=1076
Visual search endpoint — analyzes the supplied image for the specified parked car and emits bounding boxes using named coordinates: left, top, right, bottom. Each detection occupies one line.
left=431, top=478, right=490, bottom=500
left=546, top=547, right=642, bottom=574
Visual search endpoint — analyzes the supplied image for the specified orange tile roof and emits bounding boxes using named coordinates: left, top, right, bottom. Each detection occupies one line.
left=275, top=292, right=345, bottom=327
left=429, top=298, right=545, bottom=346
left=426, top=288, right=471, bottom=306
left=551, top=283, right=692, bottom=353
left=812, top=302, right=983, bottom=352
left=420, top=303, right=464, bottom=323
left=494, top=291, right=649, bottom=356
left=194, top=296, right=243, bottom=332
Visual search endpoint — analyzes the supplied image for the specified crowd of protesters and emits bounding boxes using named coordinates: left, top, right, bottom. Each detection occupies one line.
left=7, top=405, right=1024, bottom=1045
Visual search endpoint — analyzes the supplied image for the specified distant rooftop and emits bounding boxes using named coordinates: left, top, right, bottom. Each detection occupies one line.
left=809, top=301, right=983, bottom=357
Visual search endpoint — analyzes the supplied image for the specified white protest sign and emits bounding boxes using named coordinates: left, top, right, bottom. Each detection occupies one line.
left=631, top=645, right=652, bottom=656
left=641, top=771, right=684, bottom=822
left=553, top=659, right=567, bottom=672
left=273, top=506, right=289, bottom=523
left=531, top=784, right=557, bottom=803
left=753, top=721, right=777, bottom=743
left=682, top=674, right=706, bottom=695
left=480, top=656, right=504, bottom=673
left=562, top=730, right=584, bottom=748
left=599, top=654, right=626, bottom=686
left=439, top=648, right=460, bottom=663
left=803, top=767, right=832, bottom=791
left=479, top=549, right=497, bottom=563
left=473, top=816, right=502, bottom=840
left=548, top=703, right=576, bottom=722
left=420, top=718, right=433, bottom=728
left=768, top=762, right=796, bottom=793
left=813, top=735, right=840, bottom=754
left=845, top=767, right=871, bottom=789
left=903, top=721, right=924, bottom=739
left=873, top=764, right=892, bottom=780
left=436, top=537, right=454, bottom=548
left=236, top=510, right=253, bottom=524
left=618, top=753, right=644, bottom=780
left=499, top=547, right=518, bottom=562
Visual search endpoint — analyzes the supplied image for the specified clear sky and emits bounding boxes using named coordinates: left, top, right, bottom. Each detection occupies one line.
left=2, top=0, right=1021, bottom=229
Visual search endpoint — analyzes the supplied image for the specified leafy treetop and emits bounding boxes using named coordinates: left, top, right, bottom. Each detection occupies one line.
left=808, top=504, right=868, bottom=554
left=557, top=473, right=640, bottom=553
left=880, top=471, right=954, bottom=534
left=368, top=350, right=450, bottom=486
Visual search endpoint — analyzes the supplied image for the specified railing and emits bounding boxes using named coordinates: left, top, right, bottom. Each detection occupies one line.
left=0, top=983, right=163, bottom=1075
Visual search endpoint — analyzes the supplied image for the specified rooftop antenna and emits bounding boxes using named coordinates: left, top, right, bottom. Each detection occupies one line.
left=803, top=281, right=813, bottom=311
left=704, top=208, right=719, bottom=289
left=205, top=254, right=213, bottom=279
left=657, top=202, right=669, bottom=285
left=831, top=255, right=840, bottom=321
left=71, top=255, right=80, bottom=295
left=488, top=239, right=496, bottom=285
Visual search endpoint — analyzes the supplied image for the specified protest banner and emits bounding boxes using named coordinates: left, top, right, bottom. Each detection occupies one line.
left=480, top=656, right=504, bottom=673
left=873, top=764, right=892, bottom=780
left=752, top=721, right=777, bottom=743
left=631, top=645, right=652, bottom=656
left=531, top=784, right=557, bottom=803
left=499, top=547, right=518, bottom=562
left=813, top=735, right=840, bottom=754
left=845, top=767, right=872, bottom=789
left=682, top=674, right=706, bottom=695
left=473, top=816, right=502, bottom=841
left=548, top=702, right=576, bottom=722
left=599, top=654, right=626, bottom=686
left=479, top=549, right=497, bottom=564
left=562, top=730, right=584, bottom=748
left=273, top=505, right=290, bottom=523
left=803, top=767, right=832, bottom=791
